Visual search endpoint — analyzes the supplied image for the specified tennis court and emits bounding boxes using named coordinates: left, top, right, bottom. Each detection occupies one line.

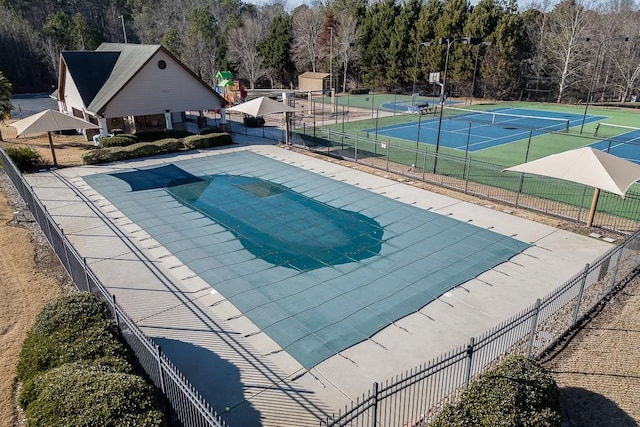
left=590, top=123, right=640, bottom=163
left=368, top=107, right=605, bottom=152
left=83, top=150, right=531, bottom=369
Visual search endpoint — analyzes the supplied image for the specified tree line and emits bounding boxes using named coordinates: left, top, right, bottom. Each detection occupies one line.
left=1, top=0, right=639, bottom=103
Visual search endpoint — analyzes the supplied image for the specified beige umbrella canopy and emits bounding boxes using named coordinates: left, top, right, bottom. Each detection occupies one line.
left=503, top=147, right=640, bottom=227
left=227, top=96, right=296, bottom=117
left=9, top=109, right=100, bottom=167
left=227, top=96, right=296, bottom=144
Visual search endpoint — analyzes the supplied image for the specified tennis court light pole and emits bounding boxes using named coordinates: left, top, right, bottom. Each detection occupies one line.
left=412, top=42, right=432, bottom=106
left=433, top=37, right=482, bottom=174
left=578, top=36, right=628, bottom=135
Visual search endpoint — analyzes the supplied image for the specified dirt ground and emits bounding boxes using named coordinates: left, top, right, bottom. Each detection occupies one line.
left=0, top=136, right=75, bottom=427
left=0, top=128, right=638, bottom=426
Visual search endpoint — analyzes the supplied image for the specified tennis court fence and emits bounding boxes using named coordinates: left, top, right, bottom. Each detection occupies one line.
left=271, top=128, right=639, bottom=234
left=0, top=147, right=228, bottom=427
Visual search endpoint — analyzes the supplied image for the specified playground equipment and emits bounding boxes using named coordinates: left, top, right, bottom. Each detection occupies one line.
left=214, top=71, right=247, bottom=105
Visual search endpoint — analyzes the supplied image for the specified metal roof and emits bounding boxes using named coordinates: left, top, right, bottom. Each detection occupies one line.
left=89, top=43, right=161, bottom=114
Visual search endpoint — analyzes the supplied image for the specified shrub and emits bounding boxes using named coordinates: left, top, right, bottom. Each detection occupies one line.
left=147, top=138, right=182, bottom=152
left=16, top=293, right=130, bottom=384
left=81, top=139, right=183, bottom=165
left=4, top=146, right=42, bottom=171
left=429, top=356, right=560, bottom=427
left=100, top=134, right=138, bottom=148
left=198, top=126, right=223, bottom=135
left=81, top=148, right=113, bottom=165
left=135, top=130, right=193, bottom=142
left=350, top=88, right=370, bottom=95
left=183, top=133, right=233, bottom=149
left=122, top=142, right=163, bottom=157
left=22, top=363, right=166, bottom=427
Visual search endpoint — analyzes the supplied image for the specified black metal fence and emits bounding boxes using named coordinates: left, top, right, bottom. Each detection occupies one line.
left=0, top=147, right=228, bottom=427
left=280, top=128, right=640, bottom=234
left=319, top=231, right=640, bottom=426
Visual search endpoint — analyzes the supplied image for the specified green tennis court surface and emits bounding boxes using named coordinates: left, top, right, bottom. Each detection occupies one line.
left=84, top=151, right=530, bottom=369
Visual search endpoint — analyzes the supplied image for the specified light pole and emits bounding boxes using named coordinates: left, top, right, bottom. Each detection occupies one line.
left=433, top=37, right=483, bottom=173
left=118, top=15, right=127, bottom=44
left=412, top=41, right=432, bottom=106
left=578, top=36, right=628, bottom=134
left=327, top=26, right=334, bottom=93
left=470, top=41, right=492, bottom=104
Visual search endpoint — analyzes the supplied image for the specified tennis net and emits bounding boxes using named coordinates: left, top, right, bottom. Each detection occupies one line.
left=594, top=122, right=640, bottom=141
left=442, top=106, right=570, bottom=132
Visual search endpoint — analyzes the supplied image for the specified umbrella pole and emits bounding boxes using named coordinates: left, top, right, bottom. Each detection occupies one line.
left=47, top=132, right=58, bottom=168
left=587, top=187, right=600, bottom=227
left=285, top=112, right=290, bottom=145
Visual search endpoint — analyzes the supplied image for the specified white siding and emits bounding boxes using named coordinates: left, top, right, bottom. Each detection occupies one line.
left=61, top=69, right=87, bottom=114
left=103, top=50, right=224, bottom=118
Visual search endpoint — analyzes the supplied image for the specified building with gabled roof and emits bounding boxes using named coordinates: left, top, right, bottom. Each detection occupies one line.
left=57, top=43, right=227, bottom=138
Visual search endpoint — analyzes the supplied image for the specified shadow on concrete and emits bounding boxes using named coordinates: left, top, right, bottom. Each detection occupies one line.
left=560, top=387, right=636, bottom=426
left=154, top=337, right=262, bottom=426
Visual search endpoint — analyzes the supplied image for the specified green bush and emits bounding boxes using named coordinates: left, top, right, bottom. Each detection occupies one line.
left=80, top=148, right=112, bottom=165
left=143, top=138, right=182, bottom=153
left=4, top=146, right=42, bottom=171
left=22, top=363, right=166, bottom=427
left=100, top=134, right=138, bottom=147
left=350, top=88, right=370, bottom=94
left=81, top=139, right=183, bottom=165
left=198, top=126, right=223, bottom=135
left=16, top=293, right=130, bottom=383
left=183, top=133, right=233, bottom=149
left=135, top=129, right=193, bottom=142
left=429, top=356, right=560, bottom=427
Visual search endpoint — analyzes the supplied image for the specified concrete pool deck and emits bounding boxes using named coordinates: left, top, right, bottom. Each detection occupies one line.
left=25, top=135, right=613, bottom=426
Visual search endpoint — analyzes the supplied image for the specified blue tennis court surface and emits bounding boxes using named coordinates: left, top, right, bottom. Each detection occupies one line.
left=589, top=127, right=640, bottom=164
left=84, top=151, right=530, bottom=369
left=370, top=108, right=605, bottom=152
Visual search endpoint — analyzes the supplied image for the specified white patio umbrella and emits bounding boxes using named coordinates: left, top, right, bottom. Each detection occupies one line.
left=227, top=97, right=296, bottom=144
left=9, top=109, right=100, bottom=167
left=503, top=147, right=640, bottom=227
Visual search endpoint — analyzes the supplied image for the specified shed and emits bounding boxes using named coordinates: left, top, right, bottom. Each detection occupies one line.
left=298, top=72, right=330, bottom=92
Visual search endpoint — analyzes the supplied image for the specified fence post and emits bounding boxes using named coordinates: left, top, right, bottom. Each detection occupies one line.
left=464, top=159, right=471, bottom=194
left=355, top=134, right=359, bottom=162
left=156, top=345, right=171, bottom=423
left=83, top=258, right=91, bottom=292
left=464, top=337, right=475, bottom=388
left=371, top=382, right=379, bottom=427
left=385, top=141, right=390, bottom=171
left=608, top=246, right=624, bottom=292
left=422, top=147, right=428, bottom=182
left=525, top=299, right=542, bottom=358
left=112, top=295, right=121, bottom=337
left=572, top=264, right=591, bottom=325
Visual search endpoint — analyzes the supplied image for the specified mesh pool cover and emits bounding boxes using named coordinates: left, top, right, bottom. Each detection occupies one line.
left=84, top=151, right=530, bottom=369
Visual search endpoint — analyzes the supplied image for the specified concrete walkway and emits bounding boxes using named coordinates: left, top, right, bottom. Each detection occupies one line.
left=25, top=135, right=613, bottom=426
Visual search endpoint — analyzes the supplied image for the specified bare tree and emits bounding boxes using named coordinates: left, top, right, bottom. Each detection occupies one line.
left=544, top=0, right=594, bottom=102
left=603, top=10, right=640, bottom=101
left=291, top=6, right=326, bottom=72
left=227, top=15, right=269, bottom=89
left=336, top=14, right=358, bottom=92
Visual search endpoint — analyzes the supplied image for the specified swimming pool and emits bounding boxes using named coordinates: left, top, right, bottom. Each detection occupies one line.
left=84, top=151, right=530, bottom=369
